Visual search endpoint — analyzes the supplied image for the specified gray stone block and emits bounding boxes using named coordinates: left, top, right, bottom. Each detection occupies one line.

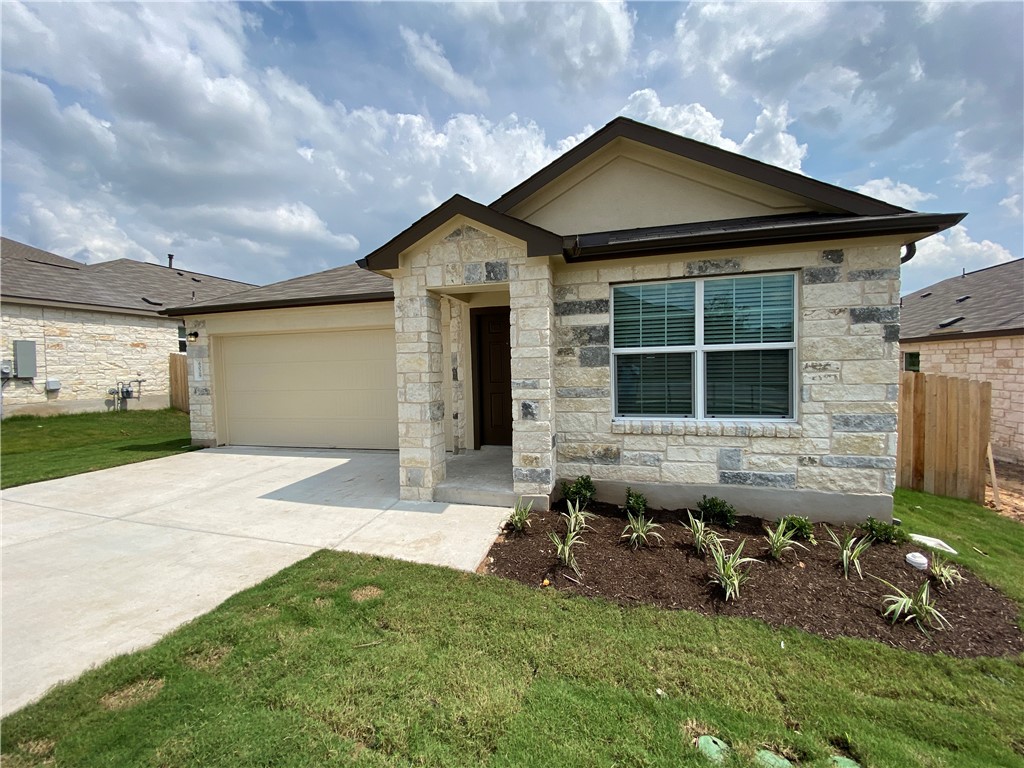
left=485, top=260, right=509, bottom=282
left=429, top=401, right=445, bottom=421
left=579, top=346, right=610, bottom=367
left=521, top=401, right=538, bottom=421
left=850, top=306, right=899, bottom=324
left=686, top=258, right=741, bottom=276
left=798, top=456, right=820, bottom=466
left=849, top=268, right=900, bottom=281
left=883, top=324, right=900, bottom=343
left=556, top=387, right=610, bottom=398
left=719, top=471, right=796, bottom=489
left=513, top=467, right=552, bottom=484
left=463, top=262, right=484, bottom=284
left=570, top=325, right=610, bottom=345
left=555, top=300, right=610, bottom=316
left=820, top=455, right=897, bottom=469
left=802, top=267, right=842, bottom=284
left=718, top=448, right=742, bottom=470
left=822, top=249, right=845, bottom=264
left=886, top=384, right=899, bottom=402
left=512, top=379, right=541, bottom=389
left=832, top=414, right=897, bottom=432
left=405, top=467, right=424, bottom=486
left=623, top=451, right=663, bottom=466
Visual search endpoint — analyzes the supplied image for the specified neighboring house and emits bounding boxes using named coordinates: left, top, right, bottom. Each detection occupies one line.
left=1, top=238, right=254, bottom=416
left=899, top=259, right=1024, bottom=465
left=168, top=117, right=964, bottom=520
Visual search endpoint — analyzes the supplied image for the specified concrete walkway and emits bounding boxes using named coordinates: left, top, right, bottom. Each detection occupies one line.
left=1, top=447, right=508, bottom=716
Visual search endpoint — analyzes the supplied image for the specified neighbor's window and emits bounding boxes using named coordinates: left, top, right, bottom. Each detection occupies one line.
left=178, top=324, right=188, bottom=353
left=612, top=273, right=796, bottom=419
left=903, top=351, right=920, bottom=372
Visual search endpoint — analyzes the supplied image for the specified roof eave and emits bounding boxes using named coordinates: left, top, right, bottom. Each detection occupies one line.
left=161, top=291, right=394, bottom=317
left=561, top=213, right=967, bottom=263
left=900, top=326, right=1024, bottom=344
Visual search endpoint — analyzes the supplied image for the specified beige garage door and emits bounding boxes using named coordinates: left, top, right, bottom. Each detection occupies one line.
left=220, top=329, right=398, bottom=449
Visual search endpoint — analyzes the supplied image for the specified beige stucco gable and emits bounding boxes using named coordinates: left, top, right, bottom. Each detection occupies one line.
left=508, top=139, right=834, bottom=235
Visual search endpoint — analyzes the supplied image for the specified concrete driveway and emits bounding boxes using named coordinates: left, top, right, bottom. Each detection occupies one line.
left=1, top=447, right=508, bottom=716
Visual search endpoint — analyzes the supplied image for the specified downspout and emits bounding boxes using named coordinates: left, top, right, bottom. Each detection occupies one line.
left=900, top=242, right=917, bottom=264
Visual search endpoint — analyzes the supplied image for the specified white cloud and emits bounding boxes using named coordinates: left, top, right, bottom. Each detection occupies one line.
left=620, top=89, right=806, bottom=172
left=854, top=178, right=936, bottom=209
left=999, top=195, right=1021, bottom=217
left=399, top=26, right=488, bottom=107
left=903, top=224, right=1016, bottom=292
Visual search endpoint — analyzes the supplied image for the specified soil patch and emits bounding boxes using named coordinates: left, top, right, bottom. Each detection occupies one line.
left=351, top=586, right=382, bottom=603
left=988, top=459, right=1024, bottom=525
left=486, top=502, right=1023, bottom=658
left=100, top=678, right=165, bottom=711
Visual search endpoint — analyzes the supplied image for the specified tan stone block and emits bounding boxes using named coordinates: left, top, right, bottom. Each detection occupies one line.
left=660, top=463, right=717, bottom=483
left=797, top=467, right=882, bottom=493
left=665, top=446, right=717, bottom=463
left=833, top=433, right=887, bottom=456
left=802, top=336, right=882, bottom=361
left=801, top=283, right=862, bottom=309
left=745, top=455, right=797, bottom=472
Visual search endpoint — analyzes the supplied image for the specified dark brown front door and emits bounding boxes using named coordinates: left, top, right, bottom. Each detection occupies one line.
left=473, top=307, right=512, bottom=447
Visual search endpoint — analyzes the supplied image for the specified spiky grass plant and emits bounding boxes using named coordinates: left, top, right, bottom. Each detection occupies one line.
left=876, top=578, right=951, bottom=632
left=929, top=553, right=965, bottom=589
left=825, top=526, right=873, bottom=580
left=621, top=510, right=664, bottom=550
left=762, top=519, right=807, bottom=561
left=506, top=497, right=533, bottom=534
left=548, top=499, right=593, bottom=577
left=684, top=510, right=730, bottom=556
left=707, top=539, right=757, bottom=601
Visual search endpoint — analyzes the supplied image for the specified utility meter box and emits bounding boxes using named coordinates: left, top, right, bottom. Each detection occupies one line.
left=13, top=340, right=37, bottom=378
left=0, top=360, right=12, bottom=379
left=45, top=379, right=62, bottom=392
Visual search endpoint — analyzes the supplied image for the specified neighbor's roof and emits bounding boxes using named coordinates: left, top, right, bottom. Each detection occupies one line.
left=164, top=262, right=393, bottom=316
left=900, top=259, right=1024, bottom=341
left=1, top=238, right=254, bottom=315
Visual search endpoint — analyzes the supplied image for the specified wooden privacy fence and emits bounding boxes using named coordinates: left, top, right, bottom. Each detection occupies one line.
left=169, top=353, right=189, bottom=413
left=896, top=371, right=991, bottom=503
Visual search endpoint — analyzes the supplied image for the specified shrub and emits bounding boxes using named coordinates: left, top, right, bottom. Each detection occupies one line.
left=548, top=500, right=593, bottom=577
left=561, top=475, right=597, bottom=509
left=621, top=511, right=664, bottom=550
left=929, top=553, right=965, bottom=590
left=780, top=515, right=816, bottom=544
left=763, top=519, right=807, bottom=561
left=697, top=495, right=737, bottom=529
left=683, top=511, right=729, bottom=557
left=707, top=539, right=757, bottom=601
left=624, top=486, right=648, bottom=517
left=876, top=578, right=950, bottom=632
left=825, top=526, right=873, bottom=580
left=506, top=497, right=533, bottom=533
left=861, top=516, right=909, bottom=544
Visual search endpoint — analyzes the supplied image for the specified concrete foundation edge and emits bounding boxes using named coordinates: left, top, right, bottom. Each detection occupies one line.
left=558, top=478, right=893, bottom=524
left=2, top=394, right=172, bottom=418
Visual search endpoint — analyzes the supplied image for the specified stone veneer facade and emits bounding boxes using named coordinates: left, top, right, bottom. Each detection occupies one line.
left=1, top=302, right=180, bottom=416
left=183, top=317, right=216, bottom=446
left=391, top=219, right=903, bottom=520
left=900, top=335, right=1023, bottom=465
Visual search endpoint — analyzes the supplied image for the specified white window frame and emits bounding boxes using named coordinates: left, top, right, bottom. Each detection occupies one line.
left=610, top=271, right=799, bottom=422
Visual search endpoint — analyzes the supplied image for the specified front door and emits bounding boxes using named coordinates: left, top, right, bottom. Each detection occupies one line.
left=473, top=307, right=512, bottom=447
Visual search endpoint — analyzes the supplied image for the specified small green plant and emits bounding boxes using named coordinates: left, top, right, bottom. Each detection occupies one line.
left=780, top=515, right=816, bottom=544
left=697, top=495, right=737, bottom=529
left=707, top=539, right=757, bottom=601
left=929, top=553, right=965, bottom=589
left=876, top=578, right=950, bottom=632
left=862, top=516, right=909, bottom=544
left=621, top=510, right=664, bottom=550
left=683, top=511, right=729, bottom=556
left=506, top=497, right=533, bottom=533
left=762, top=519, right=807, bottom=561
left=561, top=475, right=597, bottom=509
left=624, top=486, right=648, bottom=516
left=825, top=526, right=873, bottom=579
left=548, top=499, right=594, bottom=576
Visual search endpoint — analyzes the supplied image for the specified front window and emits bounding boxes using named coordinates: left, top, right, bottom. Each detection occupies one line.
left=612, top=273, right=796, bottom=420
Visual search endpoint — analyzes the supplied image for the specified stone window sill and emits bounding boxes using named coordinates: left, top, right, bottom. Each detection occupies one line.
left=610, top=419, right=803, bottom=438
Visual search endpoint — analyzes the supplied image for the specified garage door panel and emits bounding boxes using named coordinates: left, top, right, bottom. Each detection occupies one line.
left=220, top=329, right=398, bottom=449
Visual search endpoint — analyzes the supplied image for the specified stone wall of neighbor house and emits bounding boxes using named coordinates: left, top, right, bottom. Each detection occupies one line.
left=0, top=302, right=179, bottom=417
left=183, top=317, right=216, bottom=446
left=550, top=244, right=903, bottom=521
left=901, top=335, right=1024, bottom=465
left=391, top=223, right=557, bottom=505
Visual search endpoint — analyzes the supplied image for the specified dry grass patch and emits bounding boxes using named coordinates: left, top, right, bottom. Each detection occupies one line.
left=351, top=585, right=382, bottom=603
left=313, top=597, right=332, bottom=609
left=316, top=579, right=341, bottom=591
left=100, top=678, right=164, bottom=711
left=183, top=645, right=232, bottom=671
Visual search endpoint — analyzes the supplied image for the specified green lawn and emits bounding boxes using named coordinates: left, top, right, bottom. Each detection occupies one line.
left=1, top=409, right=196, bottom=488
left=2, top=492, right=1022, bottom=767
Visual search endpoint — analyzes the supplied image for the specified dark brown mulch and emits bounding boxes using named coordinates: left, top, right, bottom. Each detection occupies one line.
left=486, top=502, right=1024, bottom=659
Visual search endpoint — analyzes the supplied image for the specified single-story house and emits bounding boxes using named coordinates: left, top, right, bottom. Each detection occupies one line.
left=899, top=258, right=1023, bottom=465
left=167, top=117, right=964, bottom=520
left=1, top=238, right=253, bottom=416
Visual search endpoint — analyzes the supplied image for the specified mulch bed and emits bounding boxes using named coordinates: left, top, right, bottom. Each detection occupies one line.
left=486, top=502, right=1024, bottom=659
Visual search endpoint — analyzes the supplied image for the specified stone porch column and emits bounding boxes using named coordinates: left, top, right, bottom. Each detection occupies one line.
left=395, top=291, right=446, bottom=501
left=510, top=255, right=557, bottom=508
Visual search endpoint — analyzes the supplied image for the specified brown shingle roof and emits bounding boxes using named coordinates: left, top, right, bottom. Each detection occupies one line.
left=1, top=237, right=254, bottom=314
left=164, top=262, right=393, bottom=316
left=900, top=259, right=1024, bottom=341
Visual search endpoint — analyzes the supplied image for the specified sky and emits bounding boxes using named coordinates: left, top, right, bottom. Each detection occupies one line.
left=2, top=1, right=1021, bottom=295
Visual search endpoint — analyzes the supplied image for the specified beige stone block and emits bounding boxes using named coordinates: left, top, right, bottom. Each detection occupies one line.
left=665, top=446, right=718, bottom=463
left=622, top=435, right=671, bottom=451
left=802, top=336, right=882, bottom=361
left=556, top=412, right=600, bottom=432
left=842, top=359, right=898, bottom=385
left=801, top=283, right=862, bottom=309
left=810, top=384, right=888, bottom=402
left=833, top=433, right=887, bottom=456
left=660, top=463, right=717, bottom=484
left=798, top=467, right=882, bottom=493
left=745, top=455, right=797, bottom=472
left=802, top=318, right=851, bottom=337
